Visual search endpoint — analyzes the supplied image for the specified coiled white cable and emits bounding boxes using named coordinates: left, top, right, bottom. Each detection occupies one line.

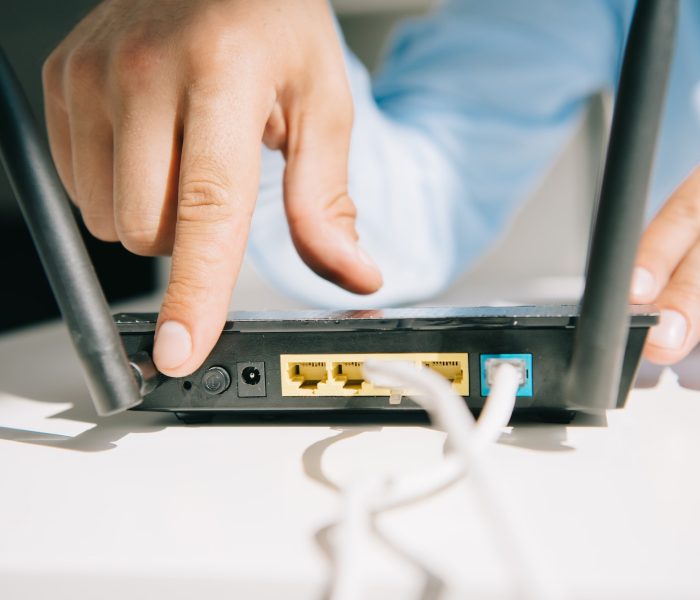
left=327, top=360, right=566, bottom=600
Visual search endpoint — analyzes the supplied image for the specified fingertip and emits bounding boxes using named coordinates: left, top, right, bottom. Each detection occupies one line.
left=355, top=244, right=379, bottom=273
left=153, top=320, right=193, bottom=375
left=155, top=283, right=231, bottom=377
left=644, top=308, right=689, bottom=365
left=351, top=244, right=383, bottom=294
left=291, top=219, right=383, bottom=295
left=630, top=266, right=658, bottom=303
left=324, top=238, right=383, bottom=295
left=643, top=345, right=684, bottom=366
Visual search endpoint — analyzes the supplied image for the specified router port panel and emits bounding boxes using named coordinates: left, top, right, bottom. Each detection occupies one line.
left=280, top=353, right=469, bottom=397
left=116, top=305, right=657, bottom=420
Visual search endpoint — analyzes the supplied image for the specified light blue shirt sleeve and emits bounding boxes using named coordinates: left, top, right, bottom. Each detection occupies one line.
left=248, top=0, right=630, bottom=308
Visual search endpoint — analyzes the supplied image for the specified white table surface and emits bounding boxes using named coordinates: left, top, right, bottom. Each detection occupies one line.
left=1, top=296, right=699, bottom=600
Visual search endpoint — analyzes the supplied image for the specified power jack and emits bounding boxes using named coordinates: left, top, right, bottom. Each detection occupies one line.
left=237, top=362, right=266, bottom=397
left=242, top=366, right=261, bottom=385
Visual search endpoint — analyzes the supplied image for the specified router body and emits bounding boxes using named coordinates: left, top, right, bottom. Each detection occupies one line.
left=117, top=305, right=658, bottom=423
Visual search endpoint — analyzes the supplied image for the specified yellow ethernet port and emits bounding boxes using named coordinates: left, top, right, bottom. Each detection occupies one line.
left=288, top=361, right=328, bottom=391
left=280, top=353, right=469, bottom=397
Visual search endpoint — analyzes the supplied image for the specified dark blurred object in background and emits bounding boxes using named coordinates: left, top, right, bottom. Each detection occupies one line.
left=0, top=1, right=156, bottom=333
left=0, top=216, right=155, bottom=331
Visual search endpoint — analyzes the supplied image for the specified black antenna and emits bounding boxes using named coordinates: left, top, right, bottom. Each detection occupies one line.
left=0, top=47, right=145, bottom=416
left=565, top=0, right=678, bottom=412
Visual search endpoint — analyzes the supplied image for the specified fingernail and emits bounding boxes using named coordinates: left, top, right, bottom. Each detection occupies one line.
left=648, top=309, right=687, bottom=350
left=355, top=244, right=380, bottom=271
left=631, top=267, right=656, bottom=301
left=153, top=321, right=192, bottom=369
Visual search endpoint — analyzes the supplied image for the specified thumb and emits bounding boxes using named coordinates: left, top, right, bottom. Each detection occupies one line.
left=283, top=102, right=383, bottom=295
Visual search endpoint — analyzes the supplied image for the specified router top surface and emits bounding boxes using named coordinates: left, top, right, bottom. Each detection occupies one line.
left=114, top=304, right=659, bottom=333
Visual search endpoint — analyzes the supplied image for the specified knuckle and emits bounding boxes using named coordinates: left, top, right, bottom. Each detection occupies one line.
left=666, top=277, right=700, bottom=307
left=184, top=42, right=228, bottom=79
left=288, top=190, right=356, bottom=230
left=66, top=46, right=101, bottom=89
left=183, top=21, right=258, bottom=80
left=179, top=169, right=236, bottom=224
left=111, top=33, right=162, bottom=92
left=42, top=50, right=65, bottom=101
left=164, top=273, right=212, bottom=310
left=324, top=192, right=358, bottom=230
left=118, top=220, right=163, bottom=256
left=665, top=192, right=700, bottom=229
left=82, top=211, right=118, bottom=242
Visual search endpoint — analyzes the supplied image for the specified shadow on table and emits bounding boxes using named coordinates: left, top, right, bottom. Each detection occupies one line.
left=0, top=323, right=172, bottom=452
left=497, top=422, right=575, bottom=452
left=198, top=411, right=582, bottom=454
left=0, top=394, right=582, bottom=455
left=0, top=402, right=172, bottom=453
left=634, top=346, right=700, bottom=390
left=0, top=393, right=614, bottom=457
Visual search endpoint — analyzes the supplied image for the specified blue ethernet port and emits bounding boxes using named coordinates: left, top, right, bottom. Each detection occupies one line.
left=480, top=354, right=533, bottom=397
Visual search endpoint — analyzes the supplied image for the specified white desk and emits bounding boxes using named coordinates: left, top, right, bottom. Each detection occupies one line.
left=1, top=298, right=699, bottom=599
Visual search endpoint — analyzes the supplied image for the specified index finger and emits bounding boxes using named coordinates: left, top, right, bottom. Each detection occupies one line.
left=153, top=81, right=270, bottom=376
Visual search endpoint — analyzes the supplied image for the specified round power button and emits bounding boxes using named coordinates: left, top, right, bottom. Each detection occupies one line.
left=202, top=366, right=231, bottom=395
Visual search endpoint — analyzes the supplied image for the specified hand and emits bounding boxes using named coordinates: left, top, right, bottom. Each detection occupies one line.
left=42, top=0, right=383, bottom=377
left=631, top=165, right=700, bottom=364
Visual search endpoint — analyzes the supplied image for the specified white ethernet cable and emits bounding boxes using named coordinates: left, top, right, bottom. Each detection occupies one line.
left=327, top=360, right=567, bottom=600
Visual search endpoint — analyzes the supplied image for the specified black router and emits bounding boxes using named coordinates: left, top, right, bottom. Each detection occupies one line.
left=0, top=1, right=677, bottom=423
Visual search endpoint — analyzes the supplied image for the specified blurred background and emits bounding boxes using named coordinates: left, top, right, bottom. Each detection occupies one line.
left=0, top=0, right=603, bottom=333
